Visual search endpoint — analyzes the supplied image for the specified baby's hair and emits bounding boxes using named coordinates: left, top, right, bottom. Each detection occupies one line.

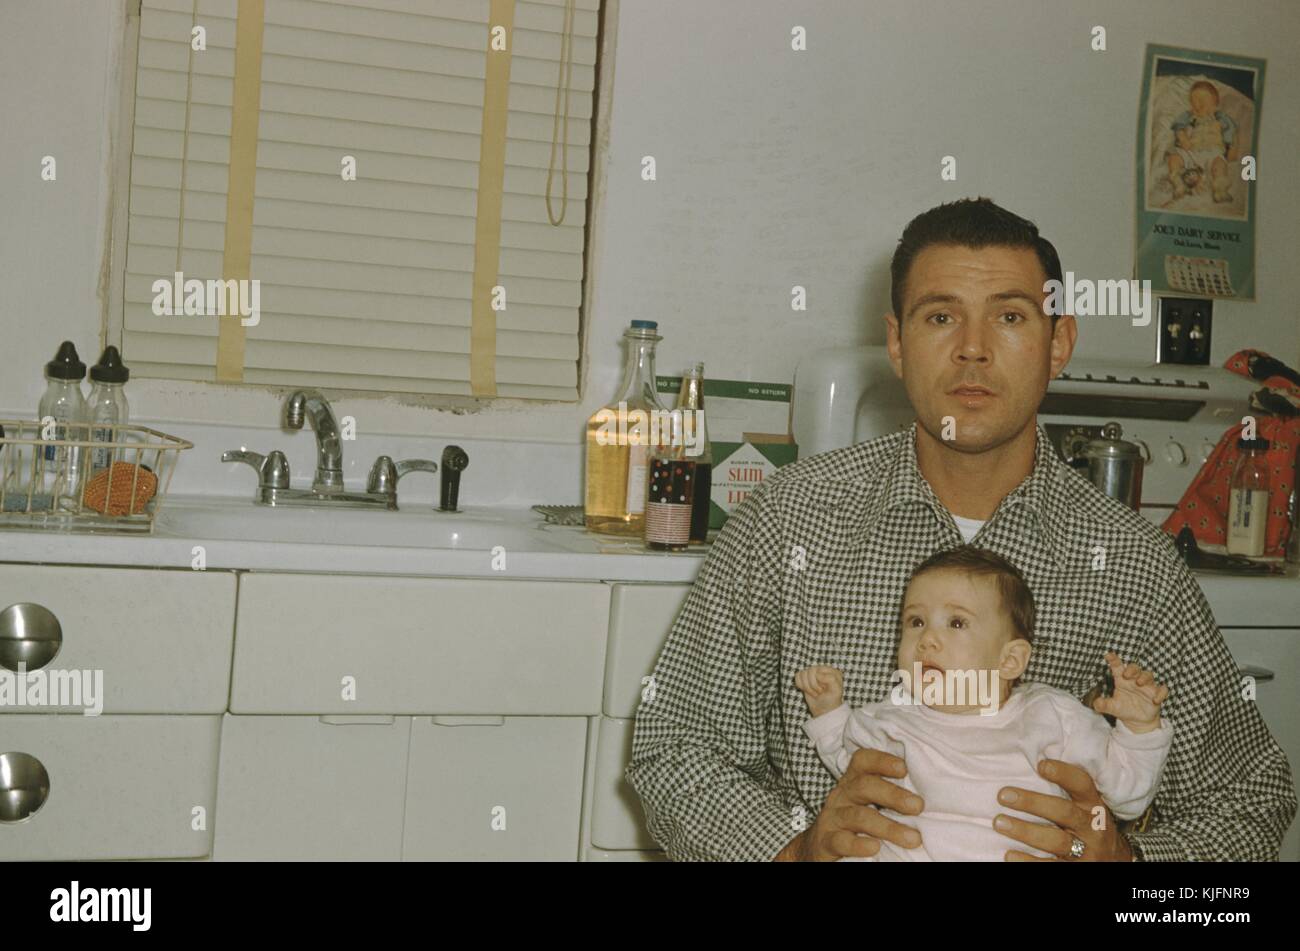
left=908, top=545, right=1035, bottom=644
left=1189, top=80, right=1220, bottom=104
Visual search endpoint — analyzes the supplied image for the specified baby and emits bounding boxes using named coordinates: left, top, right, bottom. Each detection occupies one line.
left=795, top=545, right=1173, bottom=861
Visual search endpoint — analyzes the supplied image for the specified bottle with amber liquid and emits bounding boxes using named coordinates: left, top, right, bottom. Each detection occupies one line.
left=584, top=320, right=670, bottom=536
left=675, top=363, right=713, bottom=544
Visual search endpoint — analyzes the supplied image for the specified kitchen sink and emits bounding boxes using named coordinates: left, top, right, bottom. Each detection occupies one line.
left=155, top=497, right=565, bottom=551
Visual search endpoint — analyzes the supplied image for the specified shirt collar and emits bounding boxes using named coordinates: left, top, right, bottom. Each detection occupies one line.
left=868, top=422, right=1069, bottom=566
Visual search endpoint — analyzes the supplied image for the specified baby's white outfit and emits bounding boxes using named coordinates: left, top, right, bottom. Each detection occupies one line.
left=802, top=681, right=1173, bottom=861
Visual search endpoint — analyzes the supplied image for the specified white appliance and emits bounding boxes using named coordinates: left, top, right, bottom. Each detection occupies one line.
left=791, top=344, right=1300, bottom=860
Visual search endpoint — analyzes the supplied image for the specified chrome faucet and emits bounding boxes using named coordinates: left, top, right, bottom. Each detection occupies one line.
left=283, top=389, right=344, bottom=491
left=223, top=387, right=461, bottom=510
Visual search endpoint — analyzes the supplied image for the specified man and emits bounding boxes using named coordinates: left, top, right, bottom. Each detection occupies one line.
left=625, top=198, right=1296, bottom=861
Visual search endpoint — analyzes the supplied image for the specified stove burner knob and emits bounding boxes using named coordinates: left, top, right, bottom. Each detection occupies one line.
left=1164, top=441, right=1188, bottom=466
left=1133, top=439, right=1151, bottom=464
left=1199, top=442, right=1215, bottom=463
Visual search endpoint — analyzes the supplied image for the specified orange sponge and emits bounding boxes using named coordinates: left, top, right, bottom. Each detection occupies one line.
left=84, top=462, right=157, bottom=516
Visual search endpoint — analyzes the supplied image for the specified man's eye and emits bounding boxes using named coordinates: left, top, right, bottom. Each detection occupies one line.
left=929, top=312, right=952, bottom=325
left=1000, top=311, right=1024, bottom=324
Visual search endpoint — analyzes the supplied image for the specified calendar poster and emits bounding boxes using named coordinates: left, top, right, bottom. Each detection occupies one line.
left=1135, top=45, right=1264, bottom=301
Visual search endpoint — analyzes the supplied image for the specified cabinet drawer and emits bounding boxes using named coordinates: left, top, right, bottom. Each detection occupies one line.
left=213, top=714, right=410, bottom=861
left=0, top=714, right=219, bottom=859
left=590, top=715, right=659, bottom=850
left=402, top=715, right=587, bottom=861
left=604, top=583, right=692, bottom=717
left=230, top=574, right=608, bottom=714
left=0, top=565, right=235, bottom=714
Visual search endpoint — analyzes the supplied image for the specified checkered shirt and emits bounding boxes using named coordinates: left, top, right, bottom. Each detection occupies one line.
left=626, top=423, right=1296, bottom=861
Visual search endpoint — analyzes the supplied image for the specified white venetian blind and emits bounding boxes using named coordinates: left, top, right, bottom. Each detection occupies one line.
left=122, top=0, right=598, bottom=399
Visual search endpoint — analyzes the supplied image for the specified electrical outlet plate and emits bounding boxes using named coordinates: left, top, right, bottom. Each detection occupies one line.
left=1156, top=296, right=1213, bottom=365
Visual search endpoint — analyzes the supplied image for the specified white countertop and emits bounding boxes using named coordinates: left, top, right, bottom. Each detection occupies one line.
left=0, top=496, right=713, bottom=583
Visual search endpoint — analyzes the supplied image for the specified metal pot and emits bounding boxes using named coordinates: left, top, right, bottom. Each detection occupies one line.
left=1082, top=421, right=1144, bottom=511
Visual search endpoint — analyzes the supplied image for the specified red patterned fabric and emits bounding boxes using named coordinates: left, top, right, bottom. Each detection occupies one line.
left=1162, top=350, right=1300, bottom=556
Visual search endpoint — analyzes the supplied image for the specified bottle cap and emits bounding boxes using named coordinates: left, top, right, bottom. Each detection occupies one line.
left=91, top=345, right=130, bottom=383
left=1237, top=437, right=1271, bottom=451
left=629, top=320, right=658, bottom=329
left=45, top=341, right=86, bottom=380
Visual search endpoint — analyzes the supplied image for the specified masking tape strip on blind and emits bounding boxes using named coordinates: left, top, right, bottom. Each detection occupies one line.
left=216, top=0, right=266, bottom=383
left=470, top=0, right=516, bottom=398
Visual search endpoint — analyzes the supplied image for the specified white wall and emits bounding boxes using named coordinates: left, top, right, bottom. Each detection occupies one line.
left=2, top=0, right=1298, bottom=446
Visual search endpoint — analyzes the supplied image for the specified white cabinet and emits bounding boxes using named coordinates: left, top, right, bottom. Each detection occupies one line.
left=213, top=714, right=411, bottom=861
left=590, top=715, right=659, bottom=851
left=231, top=574, right=609, bottom=715
left=0, top=565, right=235, bottom=713
left=402, top=715, right=588, bottom=860
left=1220, top=627, right=1300, bottom=862
left=583, top=583, right=691, bottom=858
left=0, top=714, right=219, bottom=860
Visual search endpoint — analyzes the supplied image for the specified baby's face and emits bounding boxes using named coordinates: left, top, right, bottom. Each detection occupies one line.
left=896, top=569, right=1026, bottom=711
left=1190, top=88, right=1216, bottom=116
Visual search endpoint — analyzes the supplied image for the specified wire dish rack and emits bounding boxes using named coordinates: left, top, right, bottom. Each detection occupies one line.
left=0, top=419, right=191, bottom=534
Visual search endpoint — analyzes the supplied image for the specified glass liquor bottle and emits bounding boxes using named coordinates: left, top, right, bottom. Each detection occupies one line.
left=584, top=320, right=670, bottom=536
left=674, top=362, right=713, bottom=544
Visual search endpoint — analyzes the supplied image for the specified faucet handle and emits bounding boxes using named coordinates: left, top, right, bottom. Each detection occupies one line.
left=222, top=449, right=290, bottom=489
left=366, top=456, right=437, bottom=498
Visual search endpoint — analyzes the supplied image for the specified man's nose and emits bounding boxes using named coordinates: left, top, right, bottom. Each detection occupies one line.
left=953, top=319, right=991, bottom=362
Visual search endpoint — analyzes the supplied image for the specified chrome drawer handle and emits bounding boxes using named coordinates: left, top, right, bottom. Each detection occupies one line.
left=0, top=603, right=63, bottom=672
left=1238, top=665, right=1275, bottom=683
left=0, top=752, right=50, bottom=823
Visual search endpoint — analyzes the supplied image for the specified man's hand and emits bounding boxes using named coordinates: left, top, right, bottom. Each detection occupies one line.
left=994, top=759, right=1133, bottom=861
left=774, top=748, right=924, bottom=861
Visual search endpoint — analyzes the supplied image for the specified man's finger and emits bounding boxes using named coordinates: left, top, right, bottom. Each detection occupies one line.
left=993, top=813, right=1073, bottom=856
left=828, top=802, right=922, bottom=851
left=1037, top=758, right=1100, bottom=802
left=849, top=772, right=924, bottom=816
left=846, top=746, right=909, bottom=781
left=998, top=785, right=1089, bottom=830
left=829, top=828, right=882, bottom=859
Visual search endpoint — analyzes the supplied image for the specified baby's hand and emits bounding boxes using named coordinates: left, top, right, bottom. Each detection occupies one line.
left=1092, top=651, right=1168, bottom=734
left=796, top=665, right=844, bottom=717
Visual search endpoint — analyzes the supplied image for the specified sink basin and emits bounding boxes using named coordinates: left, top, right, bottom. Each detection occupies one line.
left=155, top=497, right=562, bottom=551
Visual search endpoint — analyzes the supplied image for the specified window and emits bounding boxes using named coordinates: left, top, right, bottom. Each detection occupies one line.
left=114, top=0, right=599, bottom=400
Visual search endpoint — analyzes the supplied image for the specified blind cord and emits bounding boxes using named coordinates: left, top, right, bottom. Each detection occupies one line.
left=175, top=0, right=199, bottom=273
left=545, top=0, right=576, bottom=226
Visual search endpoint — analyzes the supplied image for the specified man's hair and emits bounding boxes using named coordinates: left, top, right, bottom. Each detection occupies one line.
left=889, top=197, right=1064, bottom=332
left=907, top=544, right=1035, bottom=644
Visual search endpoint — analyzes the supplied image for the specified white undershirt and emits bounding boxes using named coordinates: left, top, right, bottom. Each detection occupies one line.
left=951, top=513, right=985, bottom=543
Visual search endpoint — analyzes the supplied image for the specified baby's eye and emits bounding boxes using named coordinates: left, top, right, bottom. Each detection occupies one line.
left=949, top=617, right=966, bottom=629
left=905, top=616, right=923, bottom=627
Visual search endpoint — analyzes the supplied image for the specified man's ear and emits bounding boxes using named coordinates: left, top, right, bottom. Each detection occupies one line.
left=999, top=638, right=1032, bottom=681
left=1048, top=314, right=1078, bottom=380
left=884, top=312, right=904, bottom=379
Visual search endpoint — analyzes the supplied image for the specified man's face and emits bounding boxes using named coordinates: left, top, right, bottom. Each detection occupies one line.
left=885, top=243, right=1075, bottom=454
left=896, top=569, right=1022, bottom=711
